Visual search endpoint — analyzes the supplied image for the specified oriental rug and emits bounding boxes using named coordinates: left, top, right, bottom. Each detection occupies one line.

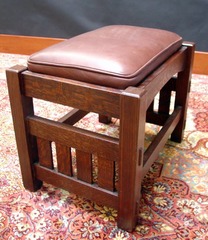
left=0, top=53, right=207, bottom=239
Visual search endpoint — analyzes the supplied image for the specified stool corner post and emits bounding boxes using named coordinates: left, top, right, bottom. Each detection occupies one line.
left=6, top=65, right=42, bottom=192
left=171, top=42, right=195, bottom=142
left=118, top=90, right=146, bottom=231
left=6, top=65, right=28, bottom=82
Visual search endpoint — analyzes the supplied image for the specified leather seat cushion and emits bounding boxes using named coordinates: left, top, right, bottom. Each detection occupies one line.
left=28, top=25, right=182, bottom=89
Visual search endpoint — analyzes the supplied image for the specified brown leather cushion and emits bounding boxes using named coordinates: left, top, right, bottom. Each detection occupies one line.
left=28, top=25, right=182, bottom=89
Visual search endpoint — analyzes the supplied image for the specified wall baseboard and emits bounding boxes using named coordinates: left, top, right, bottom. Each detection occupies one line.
left=0, top=34, right=207, bottom=75
left=193, top=51, right=208, bottom=75
left=0, top=34, right=63, bottom=55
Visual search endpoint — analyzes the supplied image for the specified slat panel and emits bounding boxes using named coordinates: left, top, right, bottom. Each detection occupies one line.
left=56, top=143, right=73, bottom=176
left=37, top=137, right=53, bottom=169
left=98, top=157, right=115, bottom=191
left=22, top=71, right=121, bottom=118
left=34, top=164, right=118, bottom=209
left=27, top=116, right=119, bottom=161
left=143, top=107, right=182, bottom=178
left=76, top=150, right=93, bottom=183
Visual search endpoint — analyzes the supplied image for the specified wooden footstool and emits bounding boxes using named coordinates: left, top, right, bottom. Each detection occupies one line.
left=6, top=25, right=194, bottom=232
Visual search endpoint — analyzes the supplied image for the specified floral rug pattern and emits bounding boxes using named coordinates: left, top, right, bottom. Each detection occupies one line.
left=0, top=53, right=207, bottom=239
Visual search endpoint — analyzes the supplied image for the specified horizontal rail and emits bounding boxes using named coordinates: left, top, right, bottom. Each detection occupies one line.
left=27, top=116, right=119, bottom=161
left=34, top=164, right=118, bottom=209
left=22, top=71, right=121, bottom=118
left=58, top=108, right=88, bottom=125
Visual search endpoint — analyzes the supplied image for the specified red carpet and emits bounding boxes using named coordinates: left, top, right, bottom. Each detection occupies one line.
left=0, top=53, right=207, bottom=239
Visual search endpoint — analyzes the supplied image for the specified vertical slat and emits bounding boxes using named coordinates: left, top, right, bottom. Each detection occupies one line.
left=97, top=157, right=115, bottom=191
left=37, top=138, right=53, bottom=169
left=158, top=80, right=172, bottom=115
left=56, top=143, right=73, bottom=176
left=147, top=101, right=154, bottom=112
left=76, top=150, right=93, bottom=183
left=6, top=66, right=42, bottom=191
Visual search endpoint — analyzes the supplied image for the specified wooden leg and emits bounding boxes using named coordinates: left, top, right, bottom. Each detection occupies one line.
left=118, top=87, right=146, bottom=232
left=171, top=43, right=195, bottom=142
left=6, top=66, right=42, bottom=191
left=98, top=114, right=112, bottom=124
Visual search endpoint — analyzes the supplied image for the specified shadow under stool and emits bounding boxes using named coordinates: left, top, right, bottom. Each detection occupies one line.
left=6, top=25, right=195, bottom=232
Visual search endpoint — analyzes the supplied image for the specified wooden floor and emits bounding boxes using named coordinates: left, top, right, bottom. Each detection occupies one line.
left=0, top=34, right=207, bottom=75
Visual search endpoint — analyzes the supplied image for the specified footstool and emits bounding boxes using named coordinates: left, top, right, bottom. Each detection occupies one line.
left=6, top=25, right=195, bottom=232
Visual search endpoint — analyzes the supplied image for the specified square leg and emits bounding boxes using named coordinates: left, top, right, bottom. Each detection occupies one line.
left=171, top=43, right=195, bottom=142
left=6, top=66, right=42, bottom=191
left=118, top=88, right=146, bottom=231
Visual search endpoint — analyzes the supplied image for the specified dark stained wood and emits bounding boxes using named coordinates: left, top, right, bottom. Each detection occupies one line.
left=118, top=87, right=146, bottom=231
left=147, top=101, right=154, bottom=112
left=99, top=115, right=112, bottom=124
left=58, top=108, right=88, bottom=125
left=143, top=107, right=182, bottom=178
left=34, top=163, right=118, bottom=209
left=139, top=46, right=187, bottom=108
left=158, top=80, right=173, bottom=114
left=56, top=143, right=73, bottom=176
left=76, top=150, right=93, bottom=183
left=6, top=66, right=42, bottom=191
left=146, top=77, right=176, bottom=126
left=171, top=43, right=195, bottom=142
left=146, top=111, right=169, bottom=126
left=97, top=156, right=115, bottom=191
left=6, top=41, right=195, bottom=232
left=37, top=138, right=53, bottom=169
left=27, top=116, right=119, bottom=161
left=22, top=71, right=121, bottom=118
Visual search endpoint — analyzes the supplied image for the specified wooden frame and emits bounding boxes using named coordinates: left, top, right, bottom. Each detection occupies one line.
left=6, top=42, right=195, bottom=231
left=0, top=34, right=207, bottom=75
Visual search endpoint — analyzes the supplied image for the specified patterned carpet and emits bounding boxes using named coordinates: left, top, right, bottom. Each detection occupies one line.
left=0, top=53, right=207, bottom=239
